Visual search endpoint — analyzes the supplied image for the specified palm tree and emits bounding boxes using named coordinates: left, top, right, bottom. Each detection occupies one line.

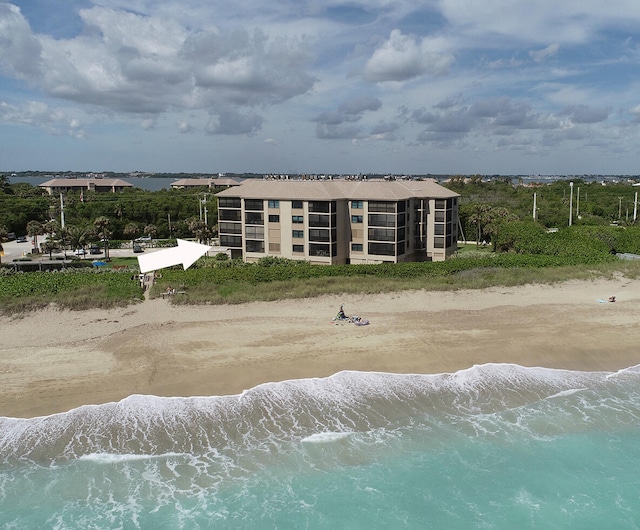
left=94, top=216, right=112, bottom=260
left=56, top=225, right=71, bottom=258
left=41, top=239, right=58, bottom=259
left=67, top=225, right=91, bottom=256
left=123, top=223, right=140, bottom=246
left=187, top=217, right=212, bottom=244
left=143, top=224, right=158, bottom=239
left=26, top=220, right=43, bottom=253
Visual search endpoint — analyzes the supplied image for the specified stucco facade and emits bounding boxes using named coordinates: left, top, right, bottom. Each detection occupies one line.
left=216, top=179, right=459, bottom=264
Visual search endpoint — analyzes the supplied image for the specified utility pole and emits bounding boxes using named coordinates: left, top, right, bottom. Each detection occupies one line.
left=569, top=182, right=574, bottom=226
left=618, top=197, right=623, bottom=221
left=576, top=187, right=580, bottom=218
left=533, top=192, right=537, bottom=221
left=60, top=192, right=65, bottom=229
left=633, top=192, right=637, bottom=223
left=199, top=193, right=209, bottom=224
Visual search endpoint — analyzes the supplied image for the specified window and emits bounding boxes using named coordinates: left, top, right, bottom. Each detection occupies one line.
left=434, top=224, right=445, bottom=235
left=435, top=199, right=446, bottom=209
left=309, top=243, right=330, bottom=257
left=245, top=226, right=264, bottom=239
left=268, top=214, right=280, bottom=223
left=292, top=215, right=304, bottom=224
left=292, top=230, right=304, bottom=238
left=368, top=242, right=395, bottom=256
left=309, top=214, right=330, bottom=227
left=219, top=210, right=241, bottom=221
left=368, top=228, right=395, bottom=241
left=292, top=200, right=303, bottom=209
left=351, top=200, right=363, bottom=209
left=351, top=215, right=363, bottom=223
left=268, top=243, right=281, bottom=252
left=369, top=201, right=395, bottom=213
left=434, top=211, right=445, bottom=223
left=245, top=212, right=264, bottom=225
left=245, top=240, right=265, bottom=252
left=220, top=235, right=242, bottom=247
left=244, top=199, right=263, bottom=211
left=351, top=243, right=363, bottom=251
left=293, top=244, right=304, bottom=253
left=434, top=237, right=445, bottom=248
left=268, top=200, right=280, bottom=208
left=218, top=197, right=241, bottom=208
left=368, top=214, right=395, bottom=227
left=309, top=229, right=330, bottom=242
left=219, top=222, right=242, bottom=234
left=309, top=201, right=331, bottom=213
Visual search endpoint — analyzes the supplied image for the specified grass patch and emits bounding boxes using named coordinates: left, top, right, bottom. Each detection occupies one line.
left=4, top=255, right=640, bottom=315
left=0, top=270, right=144, bottom=315
left=152, top=259, right=640, bottom=306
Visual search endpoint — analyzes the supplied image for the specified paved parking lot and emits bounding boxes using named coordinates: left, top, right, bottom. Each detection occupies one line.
left=0, top=238, right=162, bottom=264
left=1, top=238, right=227, bottom=266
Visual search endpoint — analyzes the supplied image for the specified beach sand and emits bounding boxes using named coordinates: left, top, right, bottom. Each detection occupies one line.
left=1, top=278, right=638, bottom=418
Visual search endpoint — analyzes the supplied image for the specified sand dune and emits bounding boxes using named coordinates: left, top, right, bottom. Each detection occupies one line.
left=1, top=278, right=638, bottom=418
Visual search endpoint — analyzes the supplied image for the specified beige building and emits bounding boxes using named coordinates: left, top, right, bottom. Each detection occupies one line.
left=39, top=178, right=133, bottom=195
left=216, top=179, right=459, bottom=264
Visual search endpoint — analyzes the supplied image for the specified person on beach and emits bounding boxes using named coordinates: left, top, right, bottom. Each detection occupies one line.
left=336, top=305, right=347, bottom=319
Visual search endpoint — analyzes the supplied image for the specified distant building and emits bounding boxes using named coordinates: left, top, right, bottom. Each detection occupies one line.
left=39, top=178, right=133, bottom=195
left=216, top=179, right=459, bottom=264
left=170, top=177, right=243, bottom=189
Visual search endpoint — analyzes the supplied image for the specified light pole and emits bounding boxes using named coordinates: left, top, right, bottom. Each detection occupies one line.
left=569, top=182, right=574, bottom=226
left=618, top=197, right=623, bottom=221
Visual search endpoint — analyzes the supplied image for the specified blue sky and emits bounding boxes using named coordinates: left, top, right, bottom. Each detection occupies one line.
left=1, top=0, right=640, bottom=175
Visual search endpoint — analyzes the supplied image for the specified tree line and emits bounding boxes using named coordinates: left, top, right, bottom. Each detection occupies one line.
left=449, top=176, right=640, bottom=247
left=2, top=174, right=640, bottom=256
left=0, top=177, right=219, bottom=249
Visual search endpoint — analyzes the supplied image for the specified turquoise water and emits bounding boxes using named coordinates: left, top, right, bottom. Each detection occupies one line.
left=2, top=364, right=640, bottom=529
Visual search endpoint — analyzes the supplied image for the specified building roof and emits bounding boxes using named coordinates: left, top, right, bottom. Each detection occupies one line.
left=170, top=177, right=243, bottom=188
left=39, top=178, right=133, bottom=188
left=216, top=179, right=459, bottom=200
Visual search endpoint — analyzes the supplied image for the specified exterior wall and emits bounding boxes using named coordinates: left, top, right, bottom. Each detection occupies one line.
left=41, top=182, right=132, bottom=195
left=217, top=189, right=459, bottom=264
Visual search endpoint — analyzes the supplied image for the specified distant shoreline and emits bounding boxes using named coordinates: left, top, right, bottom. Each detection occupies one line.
left=2, top=278, right=638, bottom=419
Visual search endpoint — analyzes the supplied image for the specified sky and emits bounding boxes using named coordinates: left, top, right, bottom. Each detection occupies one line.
left=1, top=1, right=640, bottom=175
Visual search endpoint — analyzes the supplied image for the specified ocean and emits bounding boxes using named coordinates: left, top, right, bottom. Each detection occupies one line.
left=2, top=364, right=640, bottom=529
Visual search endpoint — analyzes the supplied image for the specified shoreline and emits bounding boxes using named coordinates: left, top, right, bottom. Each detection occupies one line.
left=2, top=278, right=639, bottom=419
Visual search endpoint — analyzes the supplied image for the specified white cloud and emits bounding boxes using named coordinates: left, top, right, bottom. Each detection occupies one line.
left=0, top=99, right=85, bottom=137
left=0, top=5, right=316, bottom=116
left=364, top=30, right=454, bottom=82
left=205, top=110, right=264, bottom=135
left=529, top=43, right=560, bottom=63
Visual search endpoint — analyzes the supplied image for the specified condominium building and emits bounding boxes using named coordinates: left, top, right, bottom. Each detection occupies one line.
left=216, top=179, right=459, bottom=264
left=39, top=178, right=133, bottom=195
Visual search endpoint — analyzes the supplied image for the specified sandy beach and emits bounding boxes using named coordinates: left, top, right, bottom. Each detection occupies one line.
left=1, top=277, right=639, bottom=418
